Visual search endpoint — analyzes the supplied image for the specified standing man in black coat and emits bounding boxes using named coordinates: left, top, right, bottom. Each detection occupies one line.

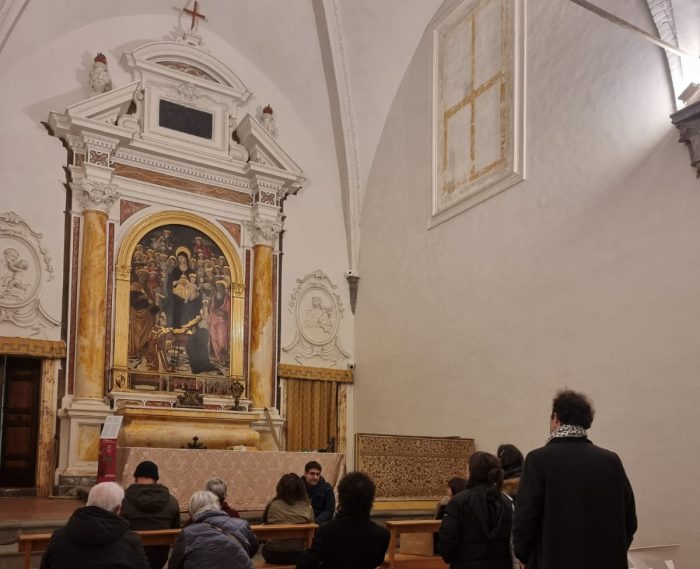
left=513, top=390, right=637, bottom=569
left=40, top=482, right=150, bottom=569
left=121, top=460, right=181, bottom=569
left=302, top=460, right=336, bottom=524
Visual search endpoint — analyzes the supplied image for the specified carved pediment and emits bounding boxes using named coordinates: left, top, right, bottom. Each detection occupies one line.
left=46, top=31, right=305, bottom=205
left=237, top=114, right=303, bottom=175
left=48, top=82, right=141, bottom=139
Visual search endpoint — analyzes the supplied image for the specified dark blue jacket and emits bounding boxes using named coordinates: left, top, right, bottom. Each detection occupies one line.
left=305, top=476, right=335, bottom=523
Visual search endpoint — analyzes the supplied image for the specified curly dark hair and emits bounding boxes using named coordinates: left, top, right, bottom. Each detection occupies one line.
left=337, top=471, right=375, bottom=517
left=552, top=389, right=594, bottom=429
left=496, top=444, right=524, bottom=472
left=274, top=473, right=310, bottom=506
left=304, top=460, right=322, bottom=473
left=465, top=452, right=503, bottom=493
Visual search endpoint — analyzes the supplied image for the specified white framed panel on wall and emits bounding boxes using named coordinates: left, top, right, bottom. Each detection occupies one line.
left=430, top=0, right=525, bottom=228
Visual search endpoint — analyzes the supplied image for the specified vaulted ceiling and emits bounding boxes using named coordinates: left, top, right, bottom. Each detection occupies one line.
left=0, top=0, right=697, bottom=269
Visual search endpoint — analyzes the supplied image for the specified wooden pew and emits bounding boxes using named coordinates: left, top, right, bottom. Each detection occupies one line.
left=17, top=523, right=318, bottom=569
left=384, top=520, right=447, bottom=569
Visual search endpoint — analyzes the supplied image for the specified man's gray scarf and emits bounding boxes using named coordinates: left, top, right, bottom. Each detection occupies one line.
left=547, top=424, right=587, bottom=443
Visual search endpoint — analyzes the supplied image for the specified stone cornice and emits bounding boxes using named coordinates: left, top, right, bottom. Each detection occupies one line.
left=278, top=363, right=353, bottom=383
left=0, top=336, right=66, bottom=358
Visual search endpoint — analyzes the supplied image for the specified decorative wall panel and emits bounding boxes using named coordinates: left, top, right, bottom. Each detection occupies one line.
left=355, top=433, right=474, bottom=500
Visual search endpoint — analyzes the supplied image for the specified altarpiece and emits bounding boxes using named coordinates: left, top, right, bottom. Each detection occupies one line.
left=47, top=24, right=305, bottom=490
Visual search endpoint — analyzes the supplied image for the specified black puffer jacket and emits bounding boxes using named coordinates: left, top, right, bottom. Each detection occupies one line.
left=121, top=483, right=180, bottom=569
left=121, top=483, right=181, bottom=530
left=438, top=485, right=513, bottom=569
left=168, top=510, right=258, bottom=569
left=39, top=506, right=150, bottom=569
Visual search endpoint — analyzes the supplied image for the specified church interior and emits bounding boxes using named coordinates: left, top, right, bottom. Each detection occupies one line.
left=0, top=0, right=699, bottom=567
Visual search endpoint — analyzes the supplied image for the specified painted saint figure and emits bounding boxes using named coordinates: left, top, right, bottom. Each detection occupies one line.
left=209, top=280, right=230, bottom=365
left=129, top=269, right=158, bottom=358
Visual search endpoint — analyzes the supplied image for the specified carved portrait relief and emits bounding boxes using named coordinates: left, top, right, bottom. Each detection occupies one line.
left=0, top=212, right=58, bottom=336
left=283, top=271, right=349, bottom=367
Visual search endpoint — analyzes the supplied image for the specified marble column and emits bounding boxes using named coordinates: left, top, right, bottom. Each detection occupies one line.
left=74, top=208, right=109, bottom=400
left=248, top=218, right=281, bottom=409
left=58, top=180, right=119, bottom=480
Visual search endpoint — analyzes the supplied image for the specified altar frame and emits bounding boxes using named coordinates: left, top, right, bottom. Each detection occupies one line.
left=111, top=211, right=246, bottom=390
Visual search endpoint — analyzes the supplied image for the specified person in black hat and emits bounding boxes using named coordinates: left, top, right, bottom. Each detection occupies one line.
left=121, top=460, right=181, bottom=569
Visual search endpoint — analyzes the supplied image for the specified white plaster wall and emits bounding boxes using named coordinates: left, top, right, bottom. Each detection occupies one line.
left=356, top=0, right=700, bottom=565
left=0, top=5, right=353, bottom=357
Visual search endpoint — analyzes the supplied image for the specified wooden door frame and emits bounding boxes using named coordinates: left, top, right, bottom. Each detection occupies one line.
left=0, top=337, right=65, bottom=497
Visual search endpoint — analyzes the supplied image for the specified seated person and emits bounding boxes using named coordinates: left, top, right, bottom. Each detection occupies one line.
left=205, top=478, right=240, bottom=518
left=169, top=490, right=258, bottom=569
left=121, top=460, right=181, bottom=569
left=296, top=471, right=390, bottom=569
left=40, top=482, right=149, bottom=569
left=302, top=460, right=335, bottom=523
left=262, top=473, right=315, bottom=565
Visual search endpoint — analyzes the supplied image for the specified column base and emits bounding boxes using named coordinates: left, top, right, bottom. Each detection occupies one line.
left=56, top=395, right=113, bottom=480
left=251, top=408, right=285, bottom=451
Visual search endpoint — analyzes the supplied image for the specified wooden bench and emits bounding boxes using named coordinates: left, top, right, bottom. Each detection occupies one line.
left=384, top=520, right=447, bottom=569
left=17, top=523, right=318, bottom=569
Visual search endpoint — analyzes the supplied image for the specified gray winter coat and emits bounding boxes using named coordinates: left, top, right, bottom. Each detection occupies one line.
left=168, top=510, right=258, bottom=569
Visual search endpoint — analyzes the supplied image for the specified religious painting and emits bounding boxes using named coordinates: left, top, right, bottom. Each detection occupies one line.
left=431, top=0, right=524, bottom=227
left=127, top=224, right=233, bottom=391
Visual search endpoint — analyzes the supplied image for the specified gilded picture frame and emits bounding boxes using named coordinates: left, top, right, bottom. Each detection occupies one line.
left=111, top=211, right=245, bottom=396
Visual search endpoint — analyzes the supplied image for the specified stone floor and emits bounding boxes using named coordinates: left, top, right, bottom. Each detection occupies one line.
left=0, top=498, right=82, bottom=525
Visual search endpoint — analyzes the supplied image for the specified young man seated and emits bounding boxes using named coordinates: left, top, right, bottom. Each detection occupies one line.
left=302, top=460, right=335, bottom=524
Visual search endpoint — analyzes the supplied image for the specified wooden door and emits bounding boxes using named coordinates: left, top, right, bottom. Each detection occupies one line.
left=0, top=356, right=41, bottom=487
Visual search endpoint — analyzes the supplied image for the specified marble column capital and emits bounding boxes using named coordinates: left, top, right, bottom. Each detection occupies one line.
left=72, top=179, right=120, bottom=214
left=248, top=218, right=283, bottom=247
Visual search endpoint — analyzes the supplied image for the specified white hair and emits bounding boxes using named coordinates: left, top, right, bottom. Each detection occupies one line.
left=205, top=478, right=227, bottom=500
left=87, top=482, right=125, bottom=512
left=189, top=490, right=220, bottom=519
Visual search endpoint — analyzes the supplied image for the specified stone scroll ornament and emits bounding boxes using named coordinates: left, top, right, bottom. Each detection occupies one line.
left=0, top=212, right=59, bottom=336
left=283, top=270, right=349, bottom=367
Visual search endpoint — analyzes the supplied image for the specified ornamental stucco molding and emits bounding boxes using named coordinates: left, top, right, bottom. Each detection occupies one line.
left=317, top=0, right=361, bottom=273
left=283, top=270, right=349, bottom=367
left=72, top=180, right=120, bottom=214
left=0, top=0, right=29, bottom=54
left=0, top=212, right=60, bottom=336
